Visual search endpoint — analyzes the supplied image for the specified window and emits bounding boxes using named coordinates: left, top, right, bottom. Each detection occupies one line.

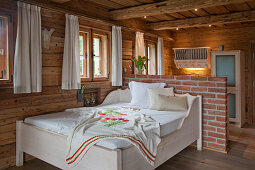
left=93, top=33, right=108, bottom=78
left=148, top=43, right=156, bottom=75
left=0, top=16, right=9, bottom=80
left=144, top=41, right=157, bottom=75
left=79, top=28, right=110, bottom=82
left=79, top=32, right=89, bottom=78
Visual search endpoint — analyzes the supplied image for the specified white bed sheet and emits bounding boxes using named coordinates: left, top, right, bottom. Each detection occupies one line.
left=24, top=103, right=186, bottom=150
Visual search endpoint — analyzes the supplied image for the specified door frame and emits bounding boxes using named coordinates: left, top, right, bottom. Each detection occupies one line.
left=211, top=50, right=245, bottom=127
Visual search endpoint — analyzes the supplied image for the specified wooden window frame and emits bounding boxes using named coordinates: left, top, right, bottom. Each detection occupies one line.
left=92, top=30, right=110, bottom=82
left=144, top=40, right=157, bottom=75
left=80, top=28, right=92, bottom=82
left=0, top=11, right=15, bottom=87
left=79, top=27, right=111, bottom=83
left=92, top=36, right=102, bottom=77
left=79, top=30, right=91, bottom=81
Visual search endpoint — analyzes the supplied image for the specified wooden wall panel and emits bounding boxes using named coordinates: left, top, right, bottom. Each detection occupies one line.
left=0, top=0, right=117, bottom=169
left=122, top=40, right=133, bottom=59
left=42, top=54, right=63, bottom=67
left=123, top=60, right=133, bottom=74
left=163, top=40, right=174, bottom=75
left=42, top=67, right=62, bottom=86
left=122, top=39, right=134, bottom=74
left=122, top=29, right=173, bottom=75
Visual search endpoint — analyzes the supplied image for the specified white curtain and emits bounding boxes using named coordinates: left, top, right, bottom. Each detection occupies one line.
left=111, top=26, right=122, bottom=86
left=14, top=1, right=42, bottom=94
left=148, top=44, right=156, bottom=75
left=62, top=14, right=80, bottom=90
left=157, top=37, right=164, bottom=75
left=135, top=32, right=144, bottom=58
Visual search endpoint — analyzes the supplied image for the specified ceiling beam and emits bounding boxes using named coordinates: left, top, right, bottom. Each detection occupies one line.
left=150, top=10, right=255, bottom=30
left=110, top=0, right=255, bottom=20
left=50, top=0, right=71, bottom=3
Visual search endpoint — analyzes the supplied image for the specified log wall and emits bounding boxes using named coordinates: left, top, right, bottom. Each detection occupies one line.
left=168, top=25, right=255, bottom=77
left=0, top=0, right=116, bottom=168
left=122, top=28, right=173, bottom=75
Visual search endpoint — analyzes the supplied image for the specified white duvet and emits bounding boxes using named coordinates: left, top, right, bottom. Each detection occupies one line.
left=65, top=106, right=161, bottom=167
left=25, top=103, right=187, bottom=150
left=24, top=103, right=190, bottom=166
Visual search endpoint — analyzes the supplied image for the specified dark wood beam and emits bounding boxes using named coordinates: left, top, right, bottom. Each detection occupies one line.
left=150, top=10, right=255, bottom=30
left=110, top=0, right=255, bottom=20
left=50, top=0, right=71, bottom=3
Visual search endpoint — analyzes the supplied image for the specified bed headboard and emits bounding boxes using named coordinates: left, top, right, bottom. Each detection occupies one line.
left=101, top=89, right=131, bottom=105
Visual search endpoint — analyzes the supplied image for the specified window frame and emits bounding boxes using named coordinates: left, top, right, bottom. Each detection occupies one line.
left=79, top=27, right=111, bottom=83
left=0, top=11, right=15, bottom=87
left=144, top=39, right=158, bottom=75
left=92, top=30, right=110, bottom=81
left=79, top=29, right=92, bottom=81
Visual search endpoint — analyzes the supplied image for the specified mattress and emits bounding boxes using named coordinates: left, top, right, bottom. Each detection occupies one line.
left=24, top=103, right=186, bottom=150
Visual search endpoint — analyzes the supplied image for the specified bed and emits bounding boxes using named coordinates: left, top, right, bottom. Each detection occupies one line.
left=16, top=89, right=202, bottom=170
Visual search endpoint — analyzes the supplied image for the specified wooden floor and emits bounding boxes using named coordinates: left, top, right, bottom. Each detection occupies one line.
left=5, top=125, right=255, bottom=170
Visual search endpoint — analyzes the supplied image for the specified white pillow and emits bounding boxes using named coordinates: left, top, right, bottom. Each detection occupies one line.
left=175, top=93, right=197, bottom=110
left=156, top=95, right=188, bottom=111
left=148, top=88, right=174, bottom=110
left=129, top=81, right=166, bottom=108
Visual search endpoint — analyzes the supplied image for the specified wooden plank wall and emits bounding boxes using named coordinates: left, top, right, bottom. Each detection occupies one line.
left=122, top=28, right=172, bottom=75
left=167, top=24, right=255, bottom=123
left=0, top=0, right=119, bottom=168
left=0, top=17, right=7, bottom=79
left=122, top=28, right=135, bottom=74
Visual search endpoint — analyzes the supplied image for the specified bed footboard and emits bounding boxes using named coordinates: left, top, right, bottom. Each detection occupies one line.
left=121, top=95, right=202, bottom=170
left=16, top=121, right=122, bottom=170
left=197, top=95, right=202, bottom=151
left=16, top=121, right=24, bottom=166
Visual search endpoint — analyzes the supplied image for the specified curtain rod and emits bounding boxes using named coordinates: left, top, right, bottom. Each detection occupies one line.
left=19, top=0, right=161, bottom=38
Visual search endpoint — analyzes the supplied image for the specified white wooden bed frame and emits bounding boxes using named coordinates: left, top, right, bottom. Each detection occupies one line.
left=16, top=89, right=202, bottom=170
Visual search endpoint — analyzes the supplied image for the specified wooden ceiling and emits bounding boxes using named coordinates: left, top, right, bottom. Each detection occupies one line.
left=49, top=0, right=255, bottom=31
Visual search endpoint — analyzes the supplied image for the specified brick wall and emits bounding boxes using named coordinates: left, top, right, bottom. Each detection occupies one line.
left=123, top=74, right=228, bottom=152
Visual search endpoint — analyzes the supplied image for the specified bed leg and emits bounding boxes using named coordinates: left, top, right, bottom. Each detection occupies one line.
left=197, top=95, right=202, bottom=151
left=16, top=150, right=24, bottom=166
left=16, top=121, right=24, bottom=166
left=197, top=138, right=202, bottom=151
left=114, top=149, right=122, bottom=170
left=116, top=149, right=122, bottom=170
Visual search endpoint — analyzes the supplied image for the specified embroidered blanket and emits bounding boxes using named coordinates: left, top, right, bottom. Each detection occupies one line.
left=66, top=107, right=161, bottom=167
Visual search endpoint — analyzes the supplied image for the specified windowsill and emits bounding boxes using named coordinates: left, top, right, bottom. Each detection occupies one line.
left=81, top=77, right=110, bottom=82
left=81, top=79, right=112, bottom=89
left=81, top=79, right=110, bottom=84
left=93, top=77, right=109, bottom=81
